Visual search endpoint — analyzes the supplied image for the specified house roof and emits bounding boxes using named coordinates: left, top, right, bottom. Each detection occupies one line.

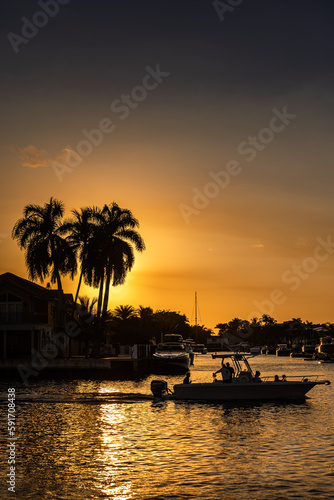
left=0, top=272, right=73, bottom=301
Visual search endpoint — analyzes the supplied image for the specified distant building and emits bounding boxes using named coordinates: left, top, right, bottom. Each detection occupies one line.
left=0, top=272, right=78, bottom=359
left=206, top=336, right=229, bottom=351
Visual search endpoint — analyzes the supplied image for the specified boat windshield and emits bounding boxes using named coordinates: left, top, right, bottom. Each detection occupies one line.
left=159, top=343, right=185, bottom=351
left=163, top=334, right=184, bottom=343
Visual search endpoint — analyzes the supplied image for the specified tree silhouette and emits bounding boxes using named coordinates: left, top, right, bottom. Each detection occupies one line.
left=12, top=197, right=76, bottom=328
left=86, top=203, right=145, bottom=322
left=113, top=304, right=138, bottom=321
left=63, top=207, right=96, bottom=310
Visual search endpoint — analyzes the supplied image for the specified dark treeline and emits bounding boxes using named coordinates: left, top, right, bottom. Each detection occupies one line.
left=215, top=315, right=334, bottom=347
left=77, top=302, right=333, bottom=354
left=77, top=299, right=213, bottom=350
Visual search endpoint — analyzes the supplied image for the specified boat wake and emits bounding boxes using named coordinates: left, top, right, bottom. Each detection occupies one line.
left=0, top=392, right=153, bottom=405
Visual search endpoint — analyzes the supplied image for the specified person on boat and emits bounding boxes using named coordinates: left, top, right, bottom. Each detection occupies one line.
left=274, top=375, right=280, bottom=382
left=225, top=362, right=235, bottom=379
left=282, top=374, right=287, bottom=382
left=213, top=363, right=231, bottom=383
left=183, top=372, right=191, bottom=384
left=253, top=370, right=262, bottom=383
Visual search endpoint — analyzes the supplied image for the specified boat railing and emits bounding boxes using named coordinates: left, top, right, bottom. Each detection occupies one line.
left=259, top=375, right=330, bottom=383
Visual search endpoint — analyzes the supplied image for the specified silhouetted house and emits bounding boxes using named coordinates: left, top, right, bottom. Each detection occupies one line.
left=0, top=272, right=75, bottom=359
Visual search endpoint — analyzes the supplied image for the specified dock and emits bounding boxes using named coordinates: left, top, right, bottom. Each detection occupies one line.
left=0, top=349, right=153, bottom=382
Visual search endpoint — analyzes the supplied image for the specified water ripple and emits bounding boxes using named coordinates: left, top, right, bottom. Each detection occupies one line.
left=0, top=356, right=333, bottom=499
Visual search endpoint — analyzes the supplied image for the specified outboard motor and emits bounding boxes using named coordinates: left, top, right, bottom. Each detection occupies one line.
left=151, top=380, right=168, bottom=398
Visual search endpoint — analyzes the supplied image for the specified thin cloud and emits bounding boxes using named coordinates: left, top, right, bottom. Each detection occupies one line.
left=14, top=145, right=51, bottom=168
left=12, top=145, right=77, bottom=170
left=250, top=243, right=264, bottom=248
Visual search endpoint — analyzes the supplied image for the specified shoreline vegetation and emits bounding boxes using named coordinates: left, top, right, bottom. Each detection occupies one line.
left=10, top=198, right=334, bottom=354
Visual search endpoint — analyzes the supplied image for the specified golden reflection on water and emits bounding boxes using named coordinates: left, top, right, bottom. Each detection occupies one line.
left=0, top=357, right=332, bottom=499
left=97, top=403, right=133, bottom=499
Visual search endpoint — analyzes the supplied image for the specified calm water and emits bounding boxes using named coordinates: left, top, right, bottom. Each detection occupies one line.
left=0, top=355, right=333, bottom=500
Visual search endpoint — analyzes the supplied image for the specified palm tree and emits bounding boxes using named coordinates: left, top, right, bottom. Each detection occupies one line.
left=137, top=305, right=154, bottom=327
left=63, top=207, right=96, bottom=310
left=228, top=318, right=245, bottom=333
left=250, top=317, right=261, bottom=327
left=215, top=323, right=229, bottom=336
left=260, top=314, right=279, bottom=345
left=12, top=197, right=77, bottom=328
left=138, top=305, right=154, bottom=317
left=112, top=304, right=138, bottom=345
left=76, top=295, right=98, bottom=356
left=113, top=304, right=138, bottom=321
left=78, top=295, right=98, bottom=319
left=137, top=306, right=156, bottom=343
left=261, top=314, right=277, bottom=326
left=90, top=203, right=146, bottom=321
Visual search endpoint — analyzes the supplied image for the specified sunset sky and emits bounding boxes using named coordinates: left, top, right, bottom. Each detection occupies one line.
left=1, top=0, right=334, bottom=330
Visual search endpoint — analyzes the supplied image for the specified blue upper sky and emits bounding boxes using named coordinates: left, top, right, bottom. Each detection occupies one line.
left=1, top=0, right=334, bottom=326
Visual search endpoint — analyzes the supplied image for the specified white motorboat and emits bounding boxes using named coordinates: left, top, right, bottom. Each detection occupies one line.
left=170, top=353, right=330, bottom=401
left=151, top=334, right=190, bottom=373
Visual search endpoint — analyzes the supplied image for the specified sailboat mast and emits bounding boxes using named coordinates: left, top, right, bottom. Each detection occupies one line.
left=195, top=291, right=198, bottom=341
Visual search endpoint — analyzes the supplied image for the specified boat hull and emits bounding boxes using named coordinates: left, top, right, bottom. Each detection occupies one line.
left=150, top=353, right=190, bottom=374
left=173, top=381, right=320, bottom=401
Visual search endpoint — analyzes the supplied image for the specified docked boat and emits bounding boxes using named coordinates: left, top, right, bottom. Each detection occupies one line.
left=290, top=352, right=304, bottom=358
left=192, top=344, right=207, bottom=354
left=250, top=346, right=261, bottom=355
left=150, top=334, right=190, bottom=373
left=184, top=338, right=207, bottom=354
left=265, top=347, right=276, bottom=355
left=302, top=341, right=317, bottom=355
left=276, top=343, right=291, bottom=356
left=168, top=353, right=330, bottom=401
left=317, top=336, right=334, bottom=356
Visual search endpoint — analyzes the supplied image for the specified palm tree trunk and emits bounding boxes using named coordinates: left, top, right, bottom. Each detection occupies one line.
left=96, top=275, right=104, bottom=319
left=55, top=272, right=64, bottom=327
left=55, top=271, right=66, bottom=356
left=102, top=268, right=112, bottom=321
left=51, top=237, right=64, bottom=329
left=73, top=268, right=83, bottom=314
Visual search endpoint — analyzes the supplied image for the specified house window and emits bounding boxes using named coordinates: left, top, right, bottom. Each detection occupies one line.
left=40, top=329, right=52, bottom=350
left=0, top=292, right=23, bottom=323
